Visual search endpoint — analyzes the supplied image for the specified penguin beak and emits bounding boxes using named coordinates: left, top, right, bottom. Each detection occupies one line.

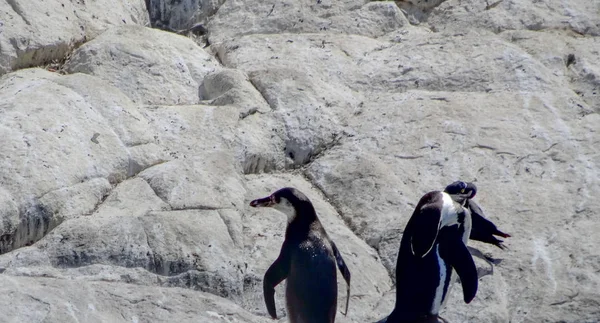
left=250, top=195, right=276, bottom=207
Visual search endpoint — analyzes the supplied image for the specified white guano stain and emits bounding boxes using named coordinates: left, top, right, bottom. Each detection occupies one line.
left=531, top=238, right=557, bottom=293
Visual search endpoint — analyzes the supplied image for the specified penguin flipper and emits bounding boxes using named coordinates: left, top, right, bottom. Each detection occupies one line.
left=468, top=200, right=511, bottom=247
left=331, top=241, right=351, bottom=316
left=439, top=233, right=478, bottom=303
left=264, top=243, right=291, bottom=319
left=410, top=199, right=442, bottom=258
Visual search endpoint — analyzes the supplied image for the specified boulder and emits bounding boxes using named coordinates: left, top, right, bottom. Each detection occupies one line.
left=0, top=0, right=599, bottom=321
left=0, top=0, right=148, bottom=75
left=64, top=26, right=221, bottom=105
left=147, top=0, right=226, bottom=30
left=208, top=0, right=408, bottom=44
left=0, top=68, right=154, bottom=253
left=0, top=275, right=269, bottom=323
left=426, top=0, right=600, bottom=36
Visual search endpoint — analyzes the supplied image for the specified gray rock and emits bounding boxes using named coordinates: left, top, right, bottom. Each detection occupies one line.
left=38, top=178, right=112, bottom=224
left=148, top=0, right=226, bottom=30
left=0, top=0, right=599, bottom=321
left=138, top=152, right=246, bottom=210
left=0, top=0, right=148, bottom=75
left=93, top=177, right=171, bottom=218
left=0, top=275, right=269, bottom=323
left=202, top=68, right=271, bottom=117
left=64, top=25, right=221, bottom=105
left=208, top=0, right=407, bottom=44
left=0, top=68, right=140, bottom=253
left=427, top=0, right=600, bottom=36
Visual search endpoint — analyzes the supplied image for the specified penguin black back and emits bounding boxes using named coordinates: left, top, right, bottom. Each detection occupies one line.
left=250, top=187, right=351, bottom=323
left=384, top=190, right=478, bottom=323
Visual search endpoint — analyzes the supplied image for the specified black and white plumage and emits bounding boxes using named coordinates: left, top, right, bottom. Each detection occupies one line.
left=382, top=190, right=478, bottom=323
left=250, top=187, right=351, bottom=323
left=443, top=181, right=511, bottom=250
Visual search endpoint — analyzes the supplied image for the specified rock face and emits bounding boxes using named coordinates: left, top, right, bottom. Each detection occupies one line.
left=0, top=0, right=599, bottom=322
left=147, top=0, right=226, bottom=30
left=63, top=26, right=221, bottom=105
left=0, top=0, right=149, bottom=74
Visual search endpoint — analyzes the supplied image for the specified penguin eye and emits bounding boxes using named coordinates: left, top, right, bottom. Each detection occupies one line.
left=461, top=188, right=466, bottom=193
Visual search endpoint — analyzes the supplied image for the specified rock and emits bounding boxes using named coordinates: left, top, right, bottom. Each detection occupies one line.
left=148, top=0, right=226, bottom=31
left=63, top=26, right=221, bottom=105
left=49, top=72, right=157, bottom=147
left=215, top=35, right=368, bottom=166
left=426, top=0, right=600, bottom=36
left=0, top=0, right=148, bottom=75
left=500, top=29, right=600, bottom=114
left=0, top=68, right=153, bottom=253
left=0, top=187, right=19, bottom=248
left=0, top=0, right=599, bottom=321
left=142, top=209, right=244, bottom=298
left=208, top=0, right=408, bottom=44
left=38, top=178, right=112, bottom=224
left=138, top=152, right=246, bottom=210
left=0, top=275, right=269, bottom=323
left=93, top=177, right=171, bottom=218
left=201, top=68, right=271, bottom=117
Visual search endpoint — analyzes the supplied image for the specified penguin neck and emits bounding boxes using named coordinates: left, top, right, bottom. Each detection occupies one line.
left=285, top=204, right=318, bottom=240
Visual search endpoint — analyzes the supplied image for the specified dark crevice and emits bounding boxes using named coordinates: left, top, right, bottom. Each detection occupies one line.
left=141, top=177, right=171, bottom=207
left=6, top=0, right=30, bottom=25
left=247, top=76, right=276, bottom=112
left=81, top=188, right=113, bottom=217
left=293, top=131, right=346, bottom=170
left=0, top=179, right=114, bottom=256
left=0, top=202, right=53, bottom=255
left=216, top=209, right=240, bottom=247
left=239, top=107, right=264, bottom=120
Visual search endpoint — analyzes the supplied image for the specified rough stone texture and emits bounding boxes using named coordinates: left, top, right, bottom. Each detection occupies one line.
left=427, top=0, right=600, bottom=36
left=0, top=0, right=599, bottom=322
left=63, top=26, right=221, bottom=105
left=148, top=0, right=227, bottom=30
left=208, top=0, right=408, bottom=43
left=0, top=275, right=269, bottom=323
left=0, top=0, right=149, bottom=75
left=0, top=68, right=156, bottom=254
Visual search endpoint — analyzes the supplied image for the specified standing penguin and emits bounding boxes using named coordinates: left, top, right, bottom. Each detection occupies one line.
left=380, top=189, right=478, bottom=323
left=443, top=181, right=511, bottom=250
left=250, top=187, right=351, bottom=323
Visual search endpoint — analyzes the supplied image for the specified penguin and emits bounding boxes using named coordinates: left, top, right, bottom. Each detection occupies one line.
left=380, top=189, right=478, bottom=323
left=443, top=181, right=511, bottom=249
left=250, top=187, right=351, bottom=323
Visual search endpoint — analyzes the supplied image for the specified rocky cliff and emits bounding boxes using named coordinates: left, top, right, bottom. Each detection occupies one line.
left=0, top=0, right=598, bottom=322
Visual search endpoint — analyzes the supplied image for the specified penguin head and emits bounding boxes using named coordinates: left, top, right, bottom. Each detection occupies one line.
left=444, top=181, right=477, bottom=199
left=249, top=187, right=312, bottom=223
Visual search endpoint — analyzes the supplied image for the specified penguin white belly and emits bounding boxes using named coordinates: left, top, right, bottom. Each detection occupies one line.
left=431, top=244, right=451, bottom=315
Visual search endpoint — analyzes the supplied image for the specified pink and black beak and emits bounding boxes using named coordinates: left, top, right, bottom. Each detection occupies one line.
left=250, top=195, right=276, bottom=207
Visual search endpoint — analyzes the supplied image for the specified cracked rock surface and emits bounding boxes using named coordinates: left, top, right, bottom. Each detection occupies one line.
left=0, top=0, right=599, bottom=322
